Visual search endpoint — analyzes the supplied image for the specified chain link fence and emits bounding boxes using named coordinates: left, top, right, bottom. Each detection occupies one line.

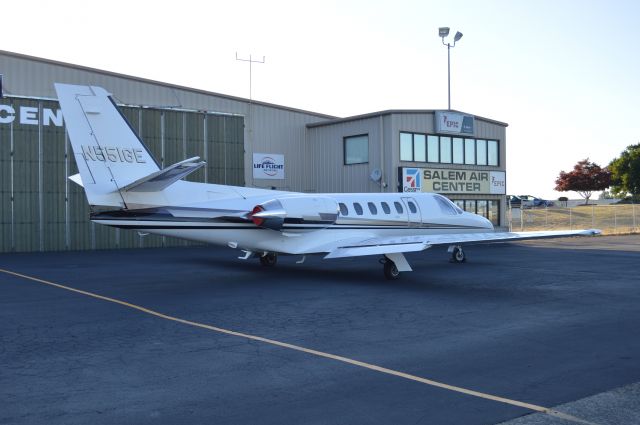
left=508, top=204, right=639, bottom=234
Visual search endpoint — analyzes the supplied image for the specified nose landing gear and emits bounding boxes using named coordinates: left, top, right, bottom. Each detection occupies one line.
left=449, top=245, right=466, bottom=263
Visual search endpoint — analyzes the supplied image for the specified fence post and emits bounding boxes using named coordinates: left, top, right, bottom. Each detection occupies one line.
left=569, top=207, right=572, bottom=230
left=545, top=207, right=548, bottom=227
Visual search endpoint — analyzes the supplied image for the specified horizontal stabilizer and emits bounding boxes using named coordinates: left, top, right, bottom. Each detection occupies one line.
left=121, top=157, right=206, bottom=192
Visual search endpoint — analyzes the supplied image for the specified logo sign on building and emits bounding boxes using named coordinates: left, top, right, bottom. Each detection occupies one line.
left=434, top=111, right=474, bottom=135
left=401, top=167, right=505, bottom=195
left=253, top=153, right=285, bottom=180
left=402, top=168, right=422, bottom=192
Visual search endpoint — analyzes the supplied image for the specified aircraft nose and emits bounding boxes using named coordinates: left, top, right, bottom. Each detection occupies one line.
left=474, top=213, right=493, bottom=230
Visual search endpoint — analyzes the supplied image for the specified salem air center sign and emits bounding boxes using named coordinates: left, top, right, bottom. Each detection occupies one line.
left=402, top=167, right=506, bottom=195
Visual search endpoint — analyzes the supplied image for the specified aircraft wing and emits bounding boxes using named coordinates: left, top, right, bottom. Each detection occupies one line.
left=324, top=229, right=601, bottom=259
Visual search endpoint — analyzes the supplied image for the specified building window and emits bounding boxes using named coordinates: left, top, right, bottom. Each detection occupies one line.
left=476, top=139, right=487, bottom=165
left=427, top=135, right=439, bottom=163
left=452, top=137, right=464, bottom=164
left=399, top=132, right=499, bottom=167
left=414, top=134, right=426, bottom=162
left=400, top=132, right=413, bottom=161
left=440, top=137, right=452, bottom=163
left=488, top=140, right=499, bottom=166
left=344, top=134, right=368, bottom=165
left=451, top=199, right=500, bottom=226
left=464, top=138, right=475, bottom=165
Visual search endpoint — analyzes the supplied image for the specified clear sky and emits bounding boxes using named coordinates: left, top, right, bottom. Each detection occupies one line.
left=3, top=0, right=639, bottom=199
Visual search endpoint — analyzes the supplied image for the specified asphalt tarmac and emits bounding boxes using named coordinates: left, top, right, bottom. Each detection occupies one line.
left=1, top=235, right=639, bottom=425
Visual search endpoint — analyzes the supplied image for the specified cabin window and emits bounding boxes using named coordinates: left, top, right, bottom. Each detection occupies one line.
left=353, top=202, right=364, bottom=215
left=394, top=201, right=403, bottom=214
left=381, top=202, right=391, bottom=214
left=408, top=201, right=418, bottom=214
left=339, top=203, right=348, bottom=216
left=367, top=202, right=378, bottom=215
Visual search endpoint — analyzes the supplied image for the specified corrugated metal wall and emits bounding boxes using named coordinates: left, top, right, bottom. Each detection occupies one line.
left=0, top=96, right=244, bottom=253
left=0, top=51, right=334, bottom=192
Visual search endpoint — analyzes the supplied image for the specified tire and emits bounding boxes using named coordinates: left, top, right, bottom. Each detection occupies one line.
left=259, top=252, right=278, bottom=266
left=383, top=260, right=400, bottom=280
left=451, top=246, right=466, bottom=263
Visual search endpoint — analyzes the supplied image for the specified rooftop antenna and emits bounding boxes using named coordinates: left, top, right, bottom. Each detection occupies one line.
left=235, top=53, right=265, bottom=102
left=235, top=53, right=265, bottom=187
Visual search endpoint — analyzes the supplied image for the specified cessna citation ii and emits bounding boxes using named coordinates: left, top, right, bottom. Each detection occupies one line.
left=55, top=84, right=600, bottom=279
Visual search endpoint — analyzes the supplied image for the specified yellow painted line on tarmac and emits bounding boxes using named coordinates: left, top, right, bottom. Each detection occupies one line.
left=0, top=267, right=598, bottom=425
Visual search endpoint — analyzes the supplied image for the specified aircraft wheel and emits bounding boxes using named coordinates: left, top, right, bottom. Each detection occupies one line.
left=383, top=260, right=400, bottom=280
left=451, top=246, right=466, bottom=263
left=260, top=252, right=278, bottom=266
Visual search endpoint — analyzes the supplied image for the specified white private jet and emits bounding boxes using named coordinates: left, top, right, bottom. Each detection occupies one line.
left=55, top=84, right=599, bottom=279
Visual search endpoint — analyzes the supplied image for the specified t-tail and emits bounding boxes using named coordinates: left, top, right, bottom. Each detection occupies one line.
left=55, top=84, right=204, bottom=208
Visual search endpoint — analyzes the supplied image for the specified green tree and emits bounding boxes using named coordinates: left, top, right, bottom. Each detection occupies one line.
left=609, top=143, right=640, bottom=201
left=554, top=159, right=611, bottom=205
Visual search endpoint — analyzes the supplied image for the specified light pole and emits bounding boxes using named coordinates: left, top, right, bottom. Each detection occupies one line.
left=439, top=27, right=463, bottom=110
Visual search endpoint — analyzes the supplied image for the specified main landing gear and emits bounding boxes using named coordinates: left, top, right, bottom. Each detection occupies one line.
left=379, top=257, right=401, bottom=280
left=259, top=252, right=278, bottom=266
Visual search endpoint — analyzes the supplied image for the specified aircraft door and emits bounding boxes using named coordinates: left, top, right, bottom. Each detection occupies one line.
left=401, top=197, right=421, bottom=227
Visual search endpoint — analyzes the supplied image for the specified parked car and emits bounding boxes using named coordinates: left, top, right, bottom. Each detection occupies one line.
left=507, top=195, right=523, bottom=209
left=518, top=195, right=554, bottom=208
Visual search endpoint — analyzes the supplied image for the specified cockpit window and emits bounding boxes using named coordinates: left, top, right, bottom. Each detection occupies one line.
left=434, top=194, right=463, bottom=215
left=339, top=202, right=348, bottom=216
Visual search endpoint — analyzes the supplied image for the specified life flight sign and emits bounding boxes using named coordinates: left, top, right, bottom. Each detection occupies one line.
left=402, top=167, right=505, bottom=194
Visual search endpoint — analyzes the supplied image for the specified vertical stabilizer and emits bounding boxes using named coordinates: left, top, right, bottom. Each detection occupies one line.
left=55, top=84, right=160, bottom=207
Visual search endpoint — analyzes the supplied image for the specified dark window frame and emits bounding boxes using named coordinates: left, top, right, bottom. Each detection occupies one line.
left=399, top=132, right=500, bottom=167
left=344, top=134, right=369, bottom=165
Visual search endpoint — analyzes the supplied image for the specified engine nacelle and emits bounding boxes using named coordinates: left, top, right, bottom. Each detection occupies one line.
left=249, top=196, right=339, bottom=231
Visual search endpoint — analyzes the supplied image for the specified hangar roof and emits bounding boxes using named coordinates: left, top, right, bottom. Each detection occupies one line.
left=306, top=109, right=508, bottom=128
left=0, top=50, right=336, bottom=119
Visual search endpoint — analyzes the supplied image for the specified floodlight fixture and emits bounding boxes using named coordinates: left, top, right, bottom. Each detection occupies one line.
left=438, top=27, right=464, bottom=110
